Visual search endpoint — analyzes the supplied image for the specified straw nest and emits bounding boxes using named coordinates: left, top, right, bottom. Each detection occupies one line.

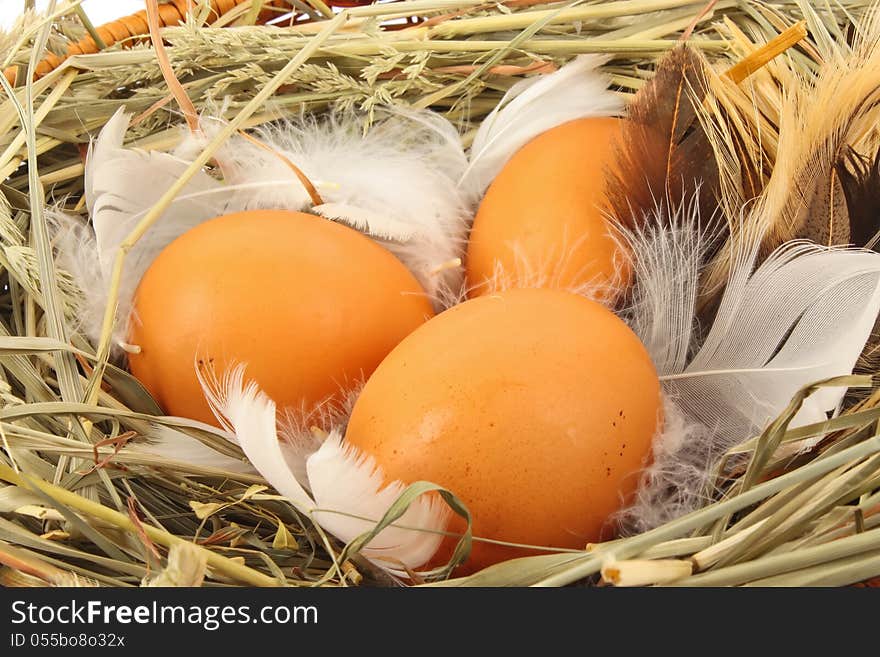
left=2, top=0, right=880, bottom=588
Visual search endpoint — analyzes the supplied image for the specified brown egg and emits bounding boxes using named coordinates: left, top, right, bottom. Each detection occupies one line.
left=345, top=287, right=661, bottom=572
left=465, top=117, right=628, bottom=298
left=128, top=210, right=434, bottom=426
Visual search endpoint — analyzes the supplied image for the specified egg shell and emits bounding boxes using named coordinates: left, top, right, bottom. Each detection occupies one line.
left=128, top=210, right=434, bottom=426
left=465, top=117, right=628, bottom=298
left=344, top=287, right=661, bottom=572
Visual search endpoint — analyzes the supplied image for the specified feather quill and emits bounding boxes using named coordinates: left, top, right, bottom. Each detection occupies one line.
left=199, top=364, right=450, bottom=574
left=460, top=55, right=623, bottom=196
left=620, top=198, right=880, bottom=529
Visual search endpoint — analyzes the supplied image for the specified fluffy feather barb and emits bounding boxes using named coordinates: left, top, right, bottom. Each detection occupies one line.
left=205, top=110, right=471, bottom=302
left=132, top=425, right=256, bottom=474
left=622, top=198, right=880, bottom=528
left=57, top=109, right=469, bottom=344
left=58, top=108, right=233, bottom=349
left=199, top=364, right=450, bottom=574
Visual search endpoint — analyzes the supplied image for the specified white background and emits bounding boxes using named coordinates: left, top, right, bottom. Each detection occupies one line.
left=0, top=1, right=144, bottom=31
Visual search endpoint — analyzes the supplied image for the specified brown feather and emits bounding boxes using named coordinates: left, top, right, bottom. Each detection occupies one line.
left=838, top=146, right=880, bottom=372
left=755, top=6, right=880, bottom=253
left=699, top=7, right=880, bottom=317
left=839, top=148, right=880, bottom=248
left=794, top=164, right=851, bottom=247
left=606, top=45, right=720, bottom=228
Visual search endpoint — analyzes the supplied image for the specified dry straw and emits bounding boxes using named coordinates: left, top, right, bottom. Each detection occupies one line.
left=0, top=0, right=879, bottom=588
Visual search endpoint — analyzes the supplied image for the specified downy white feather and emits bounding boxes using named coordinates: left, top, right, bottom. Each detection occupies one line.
left=200, top=364, right=450, bottom=574
left=201, top=364, right=315, bottom=510
left=307, top=433, right=450, bottom=570
left=86, top=108, right=229, bottom=302
left=47, top=209, right=109, bottom=347
left=58, top=108, right=470, bottom=347
left=133, top=425, right=256, bottom=475
left=58, top=108, right=232, bottom=349
left=460, top=55, right=624, bottom=196
left=619, top=198, right=880, bottom=529
left=621, top=396, right=717, bottom=533
left=202, top=110, right=471, bottom=302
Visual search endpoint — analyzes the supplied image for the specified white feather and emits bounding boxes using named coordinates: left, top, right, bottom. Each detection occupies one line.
left=308, top=432, right=450, bottom=571
left=617, top=197, right=714, bottom=376
left=275, top=384, right=363, bottom=487
left=674, top=241, right=880, bottom=436
left=56, top=108, right=238, bottom=349
left=460, top=55, right=624, bottom=195
left=47, top=209, right=108, bottom=347
left=198, top=364, right=450, bottom=573
left=198, top=364, right=315, bottom=511
left=58, top=108, right=470, bottom=343
left=133, top=425, right=256, bottom=474
left=621, top=199, right=880, bottom=528
left=86, top=109, right=226, bottom=277
left=312, top=203, right=416, bottom=241
left=207, top=110, right=471, bottom=302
